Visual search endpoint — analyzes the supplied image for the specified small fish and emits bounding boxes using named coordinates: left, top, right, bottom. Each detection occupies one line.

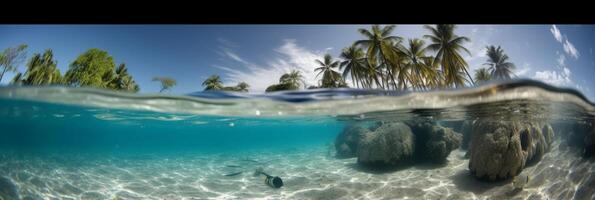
left=512, top=174, right=530, bottom=189
left=224, top=171, right=243, bottom=176
left=225, top=165, right=241, bottom=168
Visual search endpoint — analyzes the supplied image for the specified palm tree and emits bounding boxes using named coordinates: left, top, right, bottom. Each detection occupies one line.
left=111, top=63, right=139, bottom=92
left=10, top=72, right=23, bottom=85
left=152, top=77, right=176, bottom=93
left=235, top=82, right=249, bottom=92
left=279, top=70, right=305, bottom=89
left=202, top=75, right=223, bottom=91
left=339, top=45, right=369, bottom=88
left=355, top=25, right=404, bottom=89
left=315, top=54, right=343, bottom=88
left=265, top=70, right=304, bottom=92
left=401, top=38, right=439, bottom=90
left=474, top=68, right=491, bottom=83
left=0, top=44, right=27, bottom=82
left=20, top=49, right=62, bottom=86
left=484, top=45, right=516, bottom=80
left=424, top=24, right=474, bottom=88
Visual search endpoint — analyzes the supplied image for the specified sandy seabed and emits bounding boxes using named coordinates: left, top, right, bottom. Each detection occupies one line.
left=1, top=141, right=594, bottom=200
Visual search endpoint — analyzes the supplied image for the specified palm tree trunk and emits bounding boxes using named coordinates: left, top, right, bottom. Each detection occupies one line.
left=462, top=67, right=475, bottom=86
left=0, top=67, right=8, bottom=83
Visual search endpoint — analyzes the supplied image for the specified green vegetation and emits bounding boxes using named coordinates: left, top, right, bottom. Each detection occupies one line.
left=265, top=70, right=304, bottom=92
left=474, top=68, right=491, bottom=83
left=484, top=45, right=516, bottom=80
left=202, top=75, right=250, bottom=92
left=152, top=77, right=177, bottom=93
left=202, top=75, right=223, bottom=91
left=0, top=44, right=28, bottom=82
left=110, top=64, right=140, bottom=92
left=315, top=54, right=348, bottom=88
left=222, top=82, right=250, bottom=92
left=316, top=24, right=517, bottom=91
left=4, top=47, right=140, bottom=92
left=3, top=25, right=518, bottom=94
left=11, top=49, right=62, bottom=86
left=64, top=48, right=118, bottom=88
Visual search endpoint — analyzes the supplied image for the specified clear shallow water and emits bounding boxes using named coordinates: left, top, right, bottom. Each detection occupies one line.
left=0, top=79, right=594, bottom=200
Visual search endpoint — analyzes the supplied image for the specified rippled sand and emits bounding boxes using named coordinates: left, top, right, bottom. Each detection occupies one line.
left=0, top=141, right=593, bottom=200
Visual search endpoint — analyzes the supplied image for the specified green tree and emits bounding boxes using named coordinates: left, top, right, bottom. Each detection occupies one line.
left=265, top=70, right=304, bottom=92
left=339, top=45, right=370, bottom=88
left=401, top=38, right=439, bottom=90
left=202, top=75, right=223, bottom=91
left=110, top=63, right=140, bottom=92
left=474, top=68, right=491, bottom=83
left=315, top=54, right=346, bottom=88
left=10, top=72, right=23, bottom=85
left=424, top=24, right=474, bottom=88
left=279, top=70, right=305, bottom=89
left=152, top=77, right=176, bottom=93
left=0, top=44, right=28, bottom=83
left=355, top=25, right=406, bottom=89
left=222, top=82, right=250, bottom=92
left=64, top=48, right=117, bottom=88
left=234, top=82, right=250, bottom=92
left=16, top=49, right=62, bottom=86
left=484, top=45, right=516, bottom=80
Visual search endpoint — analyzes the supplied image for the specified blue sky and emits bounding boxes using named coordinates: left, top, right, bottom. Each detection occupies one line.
left=1, top=25, right=594, bottom=100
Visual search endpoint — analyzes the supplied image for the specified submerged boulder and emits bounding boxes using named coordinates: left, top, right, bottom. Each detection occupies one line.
left=357, top=122, right=415, bottom=167
left=468, top=120, right=554, bottom=181
left=335, top=124, right=370, bottom=158
left=422, top=126, right=463, bottom=162
left=407, top=119, right=463, bottom=163
left=585, top=126, right=595, bottom=157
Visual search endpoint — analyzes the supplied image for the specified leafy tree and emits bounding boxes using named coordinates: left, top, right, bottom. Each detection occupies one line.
left=15, top=49, right=62, bottom=86
left=340, top=44, right=370, bottom=88
left=265, top=70, right=304, bottom=92
left=424, top=24, right=474, bottom=88
left=484, top=45, right=516, bottom=80
left=0, top=44, right=28, bottom=82
left=356, top=25, right=407, bottom=89
left=315, top=54, right=346, bottom=88
left=202, top=75, right=223, bottom=91
left=64, top=48, right=117, bottom=88
left=221, top=82, right=250, bottom=92
left=474, top=68, right=491, bottom=83
left=110, top=63, right=140, bottom=92
left=152, top=77, right=176, bottom=93
left=234, top=82, right=249, bottom=92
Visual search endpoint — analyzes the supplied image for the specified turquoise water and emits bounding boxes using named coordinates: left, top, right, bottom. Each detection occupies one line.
left=1, top=80, right=594, bottom=199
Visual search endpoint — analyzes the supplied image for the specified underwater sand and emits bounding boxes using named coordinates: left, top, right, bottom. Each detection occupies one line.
left=1, top=140, right=593, bottom=200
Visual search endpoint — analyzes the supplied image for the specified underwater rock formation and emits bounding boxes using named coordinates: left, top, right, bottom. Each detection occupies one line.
left=460, top=120, right=475, bottom=150
left=468, top=120, right=554, bottom=181
left=407, top=120, right=463, bottom=163
left=585, top=126, right=595, bottom=157
left=357, top=122, right=415, bottom=167
left=0, top=176, right=19, bottom=200
left=422, top=125, right=463, bottom=162
left=335, top=124, right=370, bottom=158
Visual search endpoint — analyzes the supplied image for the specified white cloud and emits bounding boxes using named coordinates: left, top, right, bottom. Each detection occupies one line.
left=563, top=40, right=580, bottom=59
left=533, top=69, right=572, bottom=86
left=550, top=25, right=563, bottom=42
left=550, top=25, right=580, bottom=59
left=557, top=54, right=566, bottom=66
left=224, top=50, right=247, bottom=64
left=516, top=63, right=531, bottom=76
left=215, top=39, right=327, bottom=93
